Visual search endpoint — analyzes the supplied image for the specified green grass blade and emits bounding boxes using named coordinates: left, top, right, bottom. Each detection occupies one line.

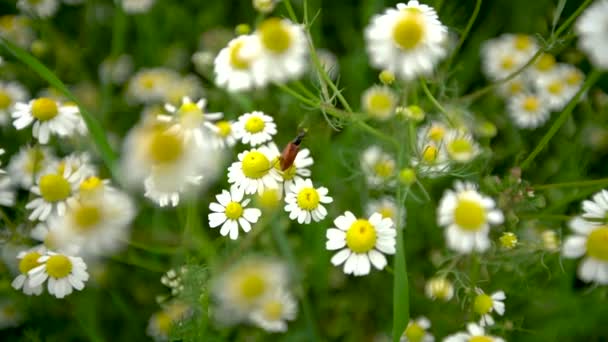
left=392, top=215, right=410, bottom=341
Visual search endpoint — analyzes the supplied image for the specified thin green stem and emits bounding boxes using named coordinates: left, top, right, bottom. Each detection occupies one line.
left=282, top=0, right=298, bottom=22
left=519, top=214, right=572, bottom=221
left=553, top=0, right=593, bottom=38
left=520, top=69, right=601, bottom=170
left=446, top=0, right=482, bottom=68
left=420, top=79, right=454, bottom=125
left=534, top=178, right=608, bottom=190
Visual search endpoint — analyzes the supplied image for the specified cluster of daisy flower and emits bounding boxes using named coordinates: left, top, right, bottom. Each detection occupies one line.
left=481, top=34, right=585, bottom=129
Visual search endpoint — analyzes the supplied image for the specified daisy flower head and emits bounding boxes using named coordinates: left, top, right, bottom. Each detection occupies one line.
left=250, top=17, right=308, bottom=84
left=365, top=1, right=448, bottom=80
left=0, top=15, right=35, bottom=48
left=575, top=0, right=608, bottom=69
left=0, top=81, right=28, bottom=126
left=437, top=181, right=504, bottom=254
left=424, top=276, right=454, bottom=301
left=11, top=248, right=45, bottom=295
left=146, top=302, right=190, bottom=341
left=361, top=85, right=397, bottom=121
left=481, top=34, right=536, bottom=81
left=326, top=211, right=397, bottom=276
left=12, top=97, right=79, bottom=144
left=8, top=146, right=57, bottom=189
left=535, top=63, right=584, bottom=111
left=400, top=316, right=434, bottom=342
left=209, top=120, right=238, bottom=149
left=161, top=96, right=223, bottom=147
left=208, top=187, right=262, bottom=240
left=366, top=197, right=404, bottom=227
left=528, top=53, right=557, bottom=78
left=25, top=164, right=81, bottom=221
left=234, top=111, right=277, bottom=146
left=127, top=68, right=177, bottom=104
left=253, top=0, right=277, bottom=14
left=249, top=288, right=298, bottom=332
left=17, top=0, right=59, bottom=18
left=0, top=300, right=23, bottom=329
left=473, top=288, right=506, bottom=326
left=122, top=0, right=155, bottom=14
left=443, top=323, right=505, bottom=342
left=214, top=34, right=264, bottom=92
left=227, top=145, right=282, bottom=195
left=267, top=142, right=313, bottom=194
left=26, top=251, right=88, bottom=299
left=99, top=54, right=134, bottom=85
left=284, top=178, right=332, bottom=224
left=507, top=93, right=550, bottom=129
left=361, top=146, right=396, bottom=186
left=444, top=130, right=480, bottom=163
left=0, top=176, right=15, bottom=207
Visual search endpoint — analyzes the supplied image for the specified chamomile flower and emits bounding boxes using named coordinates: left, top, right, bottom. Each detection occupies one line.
left=208, top=188, right=262, bottom=240
left=0, top=300, right=22, bottom=329
left=508, top=93, right=550, bottom=129
left=11, top=249, right=44, bottom=295
left=575, top=0, right=608, bottom=69
left=366, top=197, right=403, bottom=227
left=146, top=302, right=190, bottom=341
left=361, top=146, right=396, bottom=186
left=266, top=142, right=313, bottom=193
left=284, top=178, right=332, bottom=224
left=443, top=323, right=505, bottom=342
left=161, top=96, right=223, bottom=147
left=127, top=68, right=177, bottom=104
left=0, top=176, right=15, bottom=207
left=481, top=34, right=537, bottom=81
left=122, top=0, right=155, bottom=14
left=227, top=145, right=282, bottom=195
left=326, top=211, right=396, bottom=276
left=361, top=85, right=397, bottom=121
left=473, top=288, right=506, bottom=326
left=249, top=289, right=297, bottom=332
left=253, top=0, right=277, bottom=14
left=234, top=111, right=277, bottom=146
left=497, top=75, right=528, bottom=98
left=250, top=18, right=308, bottom=84
left=209, top=120, right=238, bottom=149
left=365, top=1, right=448, bottom=80
left=12, top=98, right=79, bottom=144
left=444, top=130, right=480, bottom=163
left=214, top=35, right=264, bottom=92
left=0, top=15, right=35, bottom=48
left=99, top=54, right=133, bottom=85
left=0, top=81, right=28, bottom=126
left=17, top=0, right=59, bottom=18
left=535, top=64, right=584, bottom=111
left=437, top=181, right=504, bottom=254
left=53, top=152, right=97, bottom=182
left=425, top=276, right=454, bottom=301
left=25, top=165, right=81, bottom=221
left=528, top=53, right=557, bottom=78
left=401, top=316, right=434, bottom=342
left=8, top=146, right=57, bottom=189
left=27, top=251, right=88, bottom=298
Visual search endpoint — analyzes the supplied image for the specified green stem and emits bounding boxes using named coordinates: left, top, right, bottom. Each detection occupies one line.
left=282, top=0, right=298, bottom=22
left=446, top=0, right=482, bottom=68
left=553, top=0, right=594, bottom=38
left=420, top=79, right=454, bottom=125
left=520, top=69, right=601, bottom=170
left=534, top=178, right=608, bottom=190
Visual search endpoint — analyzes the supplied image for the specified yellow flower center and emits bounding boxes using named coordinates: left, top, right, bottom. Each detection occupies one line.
left=374, top=160, right=395, bottom=178
left=240, top=273, right=266, bottom=300
left=0, top=89, right=11, bottom=109
left=19, top=251, right=41, bottom=274
left=500, top=232, right=518, bottom=249
left=244, top=116, right=266, bottom=133
left=216, top=121, right=232, bottom=137
left=148, top=129, right=184, bottom=164
left=46, top=255, right=73, bottom=279
left=547, top=81, right=563, bottom=95
left=514, top=35, right=532, bottom=51
left=72, top=204, right=102, bottom=230
left=346, top=219, right=377, bottom=253
left=448, top=138, right=473, bottom=156
left=379, top=206, right=395, bottom=220
left=508, top=81, right=523, bottom=95
left=428, top=126, right=445, bottom=142
left=469, top=336, right=493, bottom=342
left=429, top=278, right=452, bottom=300
left=259, top=18, right=292, bottom=53
left=474, top=293, right=494, bottom=315
left=31, top=98, right=58, bottom=121
left=500, top=56, right=515, bottom=71
left=155, top=312, right=173, bottom=334
left=535, top=53, right=555, bottom=71
left=229, top=40, right=251, bottom=70
left=453, top=197, right=486, bottom=231
left=177, top=102, right=203, bottom=127
left=39, top=173, right=71, bottom=202
left=241, top=151, right=270, bottom=179
left=422, top=145, right=438, bottom=163
left=566, top=71, right=582, bottom=86
left=296, top=187, right=320, bottom=210
left=258, top=189, right=281, bottom=210
left=392, top=8, right=425, bottom=50
left=404, top=322, right=425, bottom=342
left=367, top=92, right=394, bottom=115
left=522, top=96, right=539, bottom=112
left=79, top=176, right=104, bottom=195
left=262, top=300, right=284, bottom=321
left=586, top=227, right=608, bottom=261
left=225, top=201, right=244, bottom=220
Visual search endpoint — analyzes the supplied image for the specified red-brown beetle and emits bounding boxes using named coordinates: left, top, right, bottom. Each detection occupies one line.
left=279, top=130, right=307, bottom=171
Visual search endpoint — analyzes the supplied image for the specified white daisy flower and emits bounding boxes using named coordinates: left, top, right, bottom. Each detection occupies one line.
left=160, top=96, right=223, bottom=147
left=443, top=323, right=505, bottom=342
left=12, top=98, right=79, bottom=144
left=0, top=15, right=35, bottom=48
left=424, top=276, right=454, bottom=301
left=0, top=176, right=15, bottom=207
left=17, top=0, right=59, bottom=18
left=473, top=288, right=506, bottom=327
left=11, top=249, right=45, bottom=296
left=326, top=211, right=397, bottom=276
left=227, top=145, right=282, bottom=195
left=575, top=0, right=608, bottom=69
left=361, top=146, right=396, bottom=186
left=507, top=93, right=550, bottom=129
left=401, top=316, right=434, bottom=342
left=127, top=68, right=178, bottom=104
left=367, top=196, right=405, bottom=228
left=266, top=142, right=313, bottom=194
left=28, top=251, right=89, bottom=299
left=284, top=178, right=332, bottom=224
left=0, top=300, right=23, bottom=329
left=8, top=146, right=57, bottom=189
left=53, top=152, right=97, bottom=182
left=0, top=81, right=28, bottom=126
left=535, top=63, right=584, bottom=111
left=208, top=187, right=262, bottom=240
left=527, top=53, right=557, bottom=79
left=146, top=303, right=190, bottom=342
left=25, top=165, right=81, bottom=221
left=122, top=0, right=155, bottom=14
left=365, top=1, right=448, bottom=80
left=250, top=17, right=308, bottom=84
left=481, top=34, right=538, bottom=81
left=234, top=111, right=277, bottom=146
left=99, top=54, right=133, bottom=85
left=214, top=34, right=264, bottom=92
left=444, top=130, right=480, bottom=163
left=209, top=120, right=238, bottom=149
left=249, top=289, right=298, bottom=332
left=496, top=75, right=529, bottom=98
left=437, top=181, right=504, bottom=254
left=361, top=85, right=397, bottom=121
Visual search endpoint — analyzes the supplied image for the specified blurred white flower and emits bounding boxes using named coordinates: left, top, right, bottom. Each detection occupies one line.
left=17, top=0, right=59, bottom=18
left=507, top=93, right=550, bottom=129
left=249, top=289, right=297, bottom=332
left=443, top=323, right=505, bottom=342
left=8, top=146, right=57, bottom=189
left=361, top=146, right=396, bottom=187
left=214, top=35, right=263, bottom=92
left=400, top=316, right=434, bottom=342
left=361, top=86, right=397, bottom=121
left=122, top=0, right=155, bottom=14
left=575, top=0, right=608, bottom=69
left=0, top=81, right=29, bottom=126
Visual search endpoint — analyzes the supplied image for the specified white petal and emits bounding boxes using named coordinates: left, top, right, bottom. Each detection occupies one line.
left=330, top=248, right=351, bottom=266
